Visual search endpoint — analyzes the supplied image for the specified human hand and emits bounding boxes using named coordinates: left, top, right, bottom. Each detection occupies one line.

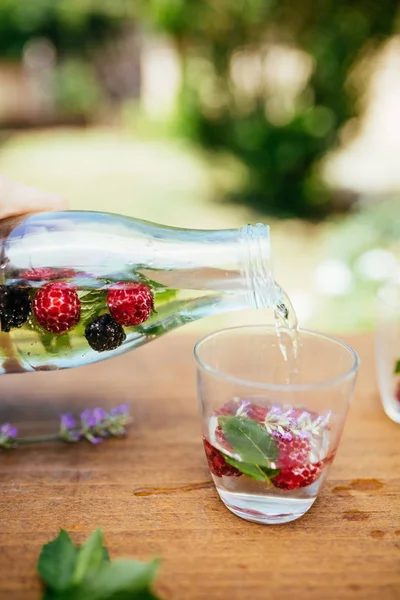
left=0, top=176, right=68, bottom=220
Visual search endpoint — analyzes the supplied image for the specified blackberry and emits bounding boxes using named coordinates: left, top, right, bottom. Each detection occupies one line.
left=0, top=283, right=32, bottom=333
left=84, top=314, right=126, bottom=352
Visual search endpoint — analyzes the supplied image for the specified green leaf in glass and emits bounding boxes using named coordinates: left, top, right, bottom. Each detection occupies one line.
left=224, top=455, right=280, bottom=482
left=218, top=416, right=279, bottom=466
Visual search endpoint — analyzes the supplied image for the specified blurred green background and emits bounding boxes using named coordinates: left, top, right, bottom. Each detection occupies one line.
left=0, top=0, right=400, bottom=333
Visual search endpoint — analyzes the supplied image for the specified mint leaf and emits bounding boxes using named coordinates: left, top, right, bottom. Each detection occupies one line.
left=26, top=311, right=72, bottom=354
left=76, top=558, right=160, bottom=600
left=38, top=529, right=78, bottom=591
left=72, top=529, right=105, bottom=584
left=224, top=455, right=280, bottom=482
left=218, top=416, right=279, bottom=466
left=79, top=290, right=108, bottom=325
left=38, top=529, right=162, bottom=600
left=102, top=547, right=110, bottom=562
left=154, top=288, right=177, bottom=305
left=395, top=359, right=400, bottom=374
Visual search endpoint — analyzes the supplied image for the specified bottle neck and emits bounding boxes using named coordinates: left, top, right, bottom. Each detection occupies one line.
left=2, top=211, right=281, bottom=308
left=239, top=223, right=281, bottom=309
left=137, top=223, right=280, bottom=308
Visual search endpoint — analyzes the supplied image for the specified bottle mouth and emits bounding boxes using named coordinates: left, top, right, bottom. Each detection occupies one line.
left=240, top=223, right=282, bottom=309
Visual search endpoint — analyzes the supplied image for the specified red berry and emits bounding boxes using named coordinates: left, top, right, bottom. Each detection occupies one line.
left=34, top=282, right=81, bottom=334
left=107, top=282, right=154, bottom=327
left=21, top=268, right=77, bottom=281
left=214, top=424, right=235, bottom=454
left=272, top=461, right=323, bottom=490
left=273, top=431, right=311, bottom=469
left=243, top=404, right=269, bottom=424
left=271, top=429, right=322, bottom=490
left=203, top=438, right=241, bottom=478
left=215, top=400, right=240, bottom=416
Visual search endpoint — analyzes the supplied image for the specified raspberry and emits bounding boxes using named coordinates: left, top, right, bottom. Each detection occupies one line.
left=107, top=282, right=154, bottom=327
left=272, top=461, right=323, bottom=490
left=33, top=282, right=80, bottom=334
left=203, top=438, right=241, bottom=478
left=21, top=268, right=77, bottom=281
left=243, top=404, right=269, bottom=423
left=215, top=399, right=240, bottom=416
left=273, top=431, right=311, bottom=469
left=0, top=283, right=32, bottom=332
left=215, top=424, right=234, bottom=454
left=85, top=314, right=126, bottom=352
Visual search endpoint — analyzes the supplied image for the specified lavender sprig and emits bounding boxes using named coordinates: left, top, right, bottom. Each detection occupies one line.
left=0, top=423, right=18, bottom=448
left=0, top=404, right=131, bottom=449
left=234, top=399, right=331, bottom=440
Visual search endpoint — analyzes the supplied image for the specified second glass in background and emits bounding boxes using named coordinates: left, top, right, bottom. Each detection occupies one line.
left=376, top=278, right=400, bottom=424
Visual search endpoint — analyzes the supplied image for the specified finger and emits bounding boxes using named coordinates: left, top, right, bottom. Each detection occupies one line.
left=0, top=176, right=68, bottom=219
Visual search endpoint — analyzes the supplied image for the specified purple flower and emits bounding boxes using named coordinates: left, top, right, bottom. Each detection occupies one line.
left=299, top=411, right=311, bottom=422
left=0, top=423, right=18, bottom=438
left=60, top=413, right=76, bottom=430
left=0, top=422, right=18, bottom=448
left=110, top=404, right=130, bottom=416
left=59, top=404, right=131, bottom=445
left=108, top=404, right=131, bottom=436
left=93, top=408, right=108, bottom=422
left=59, top=413, right=80, bottom=443
left=80, top=409, right=97, bottom=428
left=88, top=436, right=103, bottom=445
left=297, top=429, right=311, bottom=440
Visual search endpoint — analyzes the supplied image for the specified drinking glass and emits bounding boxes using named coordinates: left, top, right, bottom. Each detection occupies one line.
left=376, top=278, right=400, bottom=424
left=194, top=325, right=359, bottom=524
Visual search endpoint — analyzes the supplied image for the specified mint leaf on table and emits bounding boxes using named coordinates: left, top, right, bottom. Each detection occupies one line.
left=218, top=416, right=279, bottom=467
left=223, top=455, right=280, bottom=482
left=72, top=529, right=105, bottom=585
left=38, top=530, right=78, bottom=591
left=102, top=546, right=111, bottom=562
left=37, top=529, right=162, bottom=600
left=76, top=558, right=160, bottom=600
left=395, top=359, right=400, bottom=374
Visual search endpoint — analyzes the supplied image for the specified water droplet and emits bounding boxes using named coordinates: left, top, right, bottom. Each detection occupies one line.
left=370, top=530, right=385, bottom=539
left=350, top=478, right=383, bottom=491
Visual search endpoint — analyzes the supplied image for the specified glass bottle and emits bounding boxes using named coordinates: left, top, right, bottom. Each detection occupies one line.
left=0, top=211, right=282, bottom=374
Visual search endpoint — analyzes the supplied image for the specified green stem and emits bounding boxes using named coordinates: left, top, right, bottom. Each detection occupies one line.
left=15, top=433, right=62, bottom=445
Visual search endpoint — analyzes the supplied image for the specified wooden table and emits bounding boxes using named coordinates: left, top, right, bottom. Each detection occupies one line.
left=0, top=333, right=399, bottom=599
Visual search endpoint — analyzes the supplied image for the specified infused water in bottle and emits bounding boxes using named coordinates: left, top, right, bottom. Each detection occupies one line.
left=0, top=211, right=281, bottom=374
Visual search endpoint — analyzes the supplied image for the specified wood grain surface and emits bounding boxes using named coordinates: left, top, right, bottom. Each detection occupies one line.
left=0, top=333, right=399, bottom=600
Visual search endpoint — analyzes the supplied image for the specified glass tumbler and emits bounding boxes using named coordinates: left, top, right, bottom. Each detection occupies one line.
left=376, top=278, right=400, bottom=424
left=194, top=325, right=359, bottom=524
